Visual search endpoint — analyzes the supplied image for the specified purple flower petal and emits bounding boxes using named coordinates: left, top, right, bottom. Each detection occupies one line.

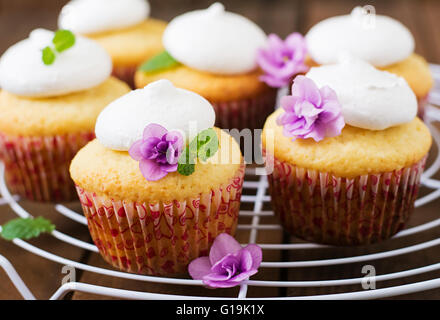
left=238, top=249, right=253, bottom=272
left=160, top=163, right=178, bottom=173
left=188, top=233, right=263, bottom=289
left=257, top=32, right=308, bottom=88
left=292, top=76, right=322, bottom=106
left=203, top=272, right=231, bottom=282
left=303, top=125, right=326, bottom=142
left=280, top=95, right=300, bottom=113
left=203, top=269, right=258, bottom=288
left=211, top=253, right=239, bottom=276
left=203, top=279, right=242, bottom=289
left=322, top=114, right=345, bottom=138
left=278, top=76, right=345, bottom=142
left=142, top=123, right=168, bottom=140
left=259, top=74, right=290, bottom=88
left=142, top=137, right=161, bottom=159
left=229, top=268, right=258, bottom=283
left=129, top=124, right=184, bottom=182
left=209, top=233, right=242, bottom=266
left=188, top=256, right=212, bottom=280
left=283, top=117, right=306, bottom=133
left=320, top=85, right=338, bottom=102
left=166, top=132, right=184, bottom=151
left=139, top=159, right=168, bottom=181
left=128, top=140, right=144, bottom=161
left=243, top=244, right=263, bottom=270
left=267, top=33, right=285, bottom=50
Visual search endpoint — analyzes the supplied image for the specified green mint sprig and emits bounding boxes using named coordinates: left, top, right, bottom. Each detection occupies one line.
left=42, top=29, right=76, bottom=65
left=138, top=50, right=180, bottom=73
left=1, top=217, right=55, bottom=241
left=177, top=128, right=219, bottom=176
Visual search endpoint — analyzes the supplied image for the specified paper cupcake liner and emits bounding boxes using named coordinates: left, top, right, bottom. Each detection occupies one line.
left=112, top=65, right=137, bottom=89
left=212, top=89, right=277, bottom=131
left=76, top=164, right=245, bottom=276
left=266, top=152, right=427, bottom=246
left=0, top=132, right=95, bottom=202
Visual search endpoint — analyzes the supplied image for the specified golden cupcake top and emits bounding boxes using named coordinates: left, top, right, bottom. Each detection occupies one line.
left=87, top=20, right=166, bottom=67
left=135, top=65, right=269, bottom=102
left=264, top=110, right=431, bottom=178
left=0, top=77, right=130, bottom=136
left=70, top=128, right=242, bottom=202
left=380, top=53, right=433, bottom=99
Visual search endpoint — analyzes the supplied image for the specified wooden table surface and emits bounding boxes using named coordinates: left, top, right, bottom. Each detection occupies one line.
left=1, top=0, right=440, bottom=300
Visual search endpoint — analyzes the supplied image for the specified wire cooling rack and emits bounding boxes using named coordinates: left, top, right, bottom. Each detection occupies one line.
left=1, top=65, right=440, bottom=300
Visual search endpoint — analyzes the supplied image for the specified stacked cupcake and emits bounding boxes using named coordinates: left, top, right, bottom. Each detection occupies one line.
left=263, top=57, right=432, bottom=245
left=0, top=29, right=130, bottom=202
left=58, top=0, right=167, bottom=87
left=135, top=3, right=278, bottom=131
left=70, top=80, right=245, bottom=275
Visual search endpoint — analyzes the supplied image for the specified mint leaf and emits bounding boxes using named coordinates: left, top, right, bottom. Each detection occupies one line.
left=41, top=29, right=76, bottom=65
left=177, top=163, right=195, bottom=176
left=138, top=51, right=180, bottom=73
left=177, top=146, right=196, bottom=176
left=42, top=46, right=56, bottom=65
left=177, top=129, right=219, bottom=177
left=53, top=29, right=76, bottom=53
left=196, top=128, right=219, bottom=161
left=1, top=217, right=55, bottom=241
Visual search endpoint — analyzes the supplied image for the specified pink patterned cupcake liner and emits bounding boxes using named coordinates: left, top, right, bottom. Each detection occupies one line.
left=0, top=132, right=95, bottom=202
left=266, top=152, right=427, bottom=246
left=212, top=89, right=277, bottom=131
left=76, top=164, right=245, bottom=276
left=112, top=65, right=137, bottom=89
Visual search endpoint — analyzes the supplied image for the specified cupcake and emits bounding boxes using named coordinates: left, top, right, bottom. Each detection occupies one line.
left=0, top=29, right=130, bottom=202
left=58, top=0, right=166, bottom=87
left=262, top=58, right=432, bottom=246
left=134, top=2, right=277, bottom=131
left=305, top=7, right=433, bottom=117
left=70, top=79, right=245, bottom=275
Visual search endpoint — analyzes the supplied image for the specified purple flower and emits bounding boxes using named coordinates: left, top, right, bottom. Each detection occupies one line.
left=129, top=123, right=184, bottom=181
left=188, top=233, right=263, bottom=288
left=257, top=32, right=309, bottom=88
left=277, top=76, right=345, bottom=142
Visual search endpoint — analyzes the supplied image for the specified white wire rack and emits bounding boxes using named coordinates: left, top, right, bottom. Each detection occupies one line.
left=1, top=65, right=440, bottom=300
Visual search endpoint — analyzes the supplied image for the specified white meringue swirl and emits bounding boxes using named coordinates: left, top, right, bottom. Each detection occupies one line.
left=58, top=0, right=150, bottom=34
left=306, top=7, right=415, bottom=67
left=0, top=29, right=112, bottom=98
left=163, top=2, right=267, bottom=75
left=95, top=79, right=216, bottom=151
left=305, top=57, right=417, bottom=130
